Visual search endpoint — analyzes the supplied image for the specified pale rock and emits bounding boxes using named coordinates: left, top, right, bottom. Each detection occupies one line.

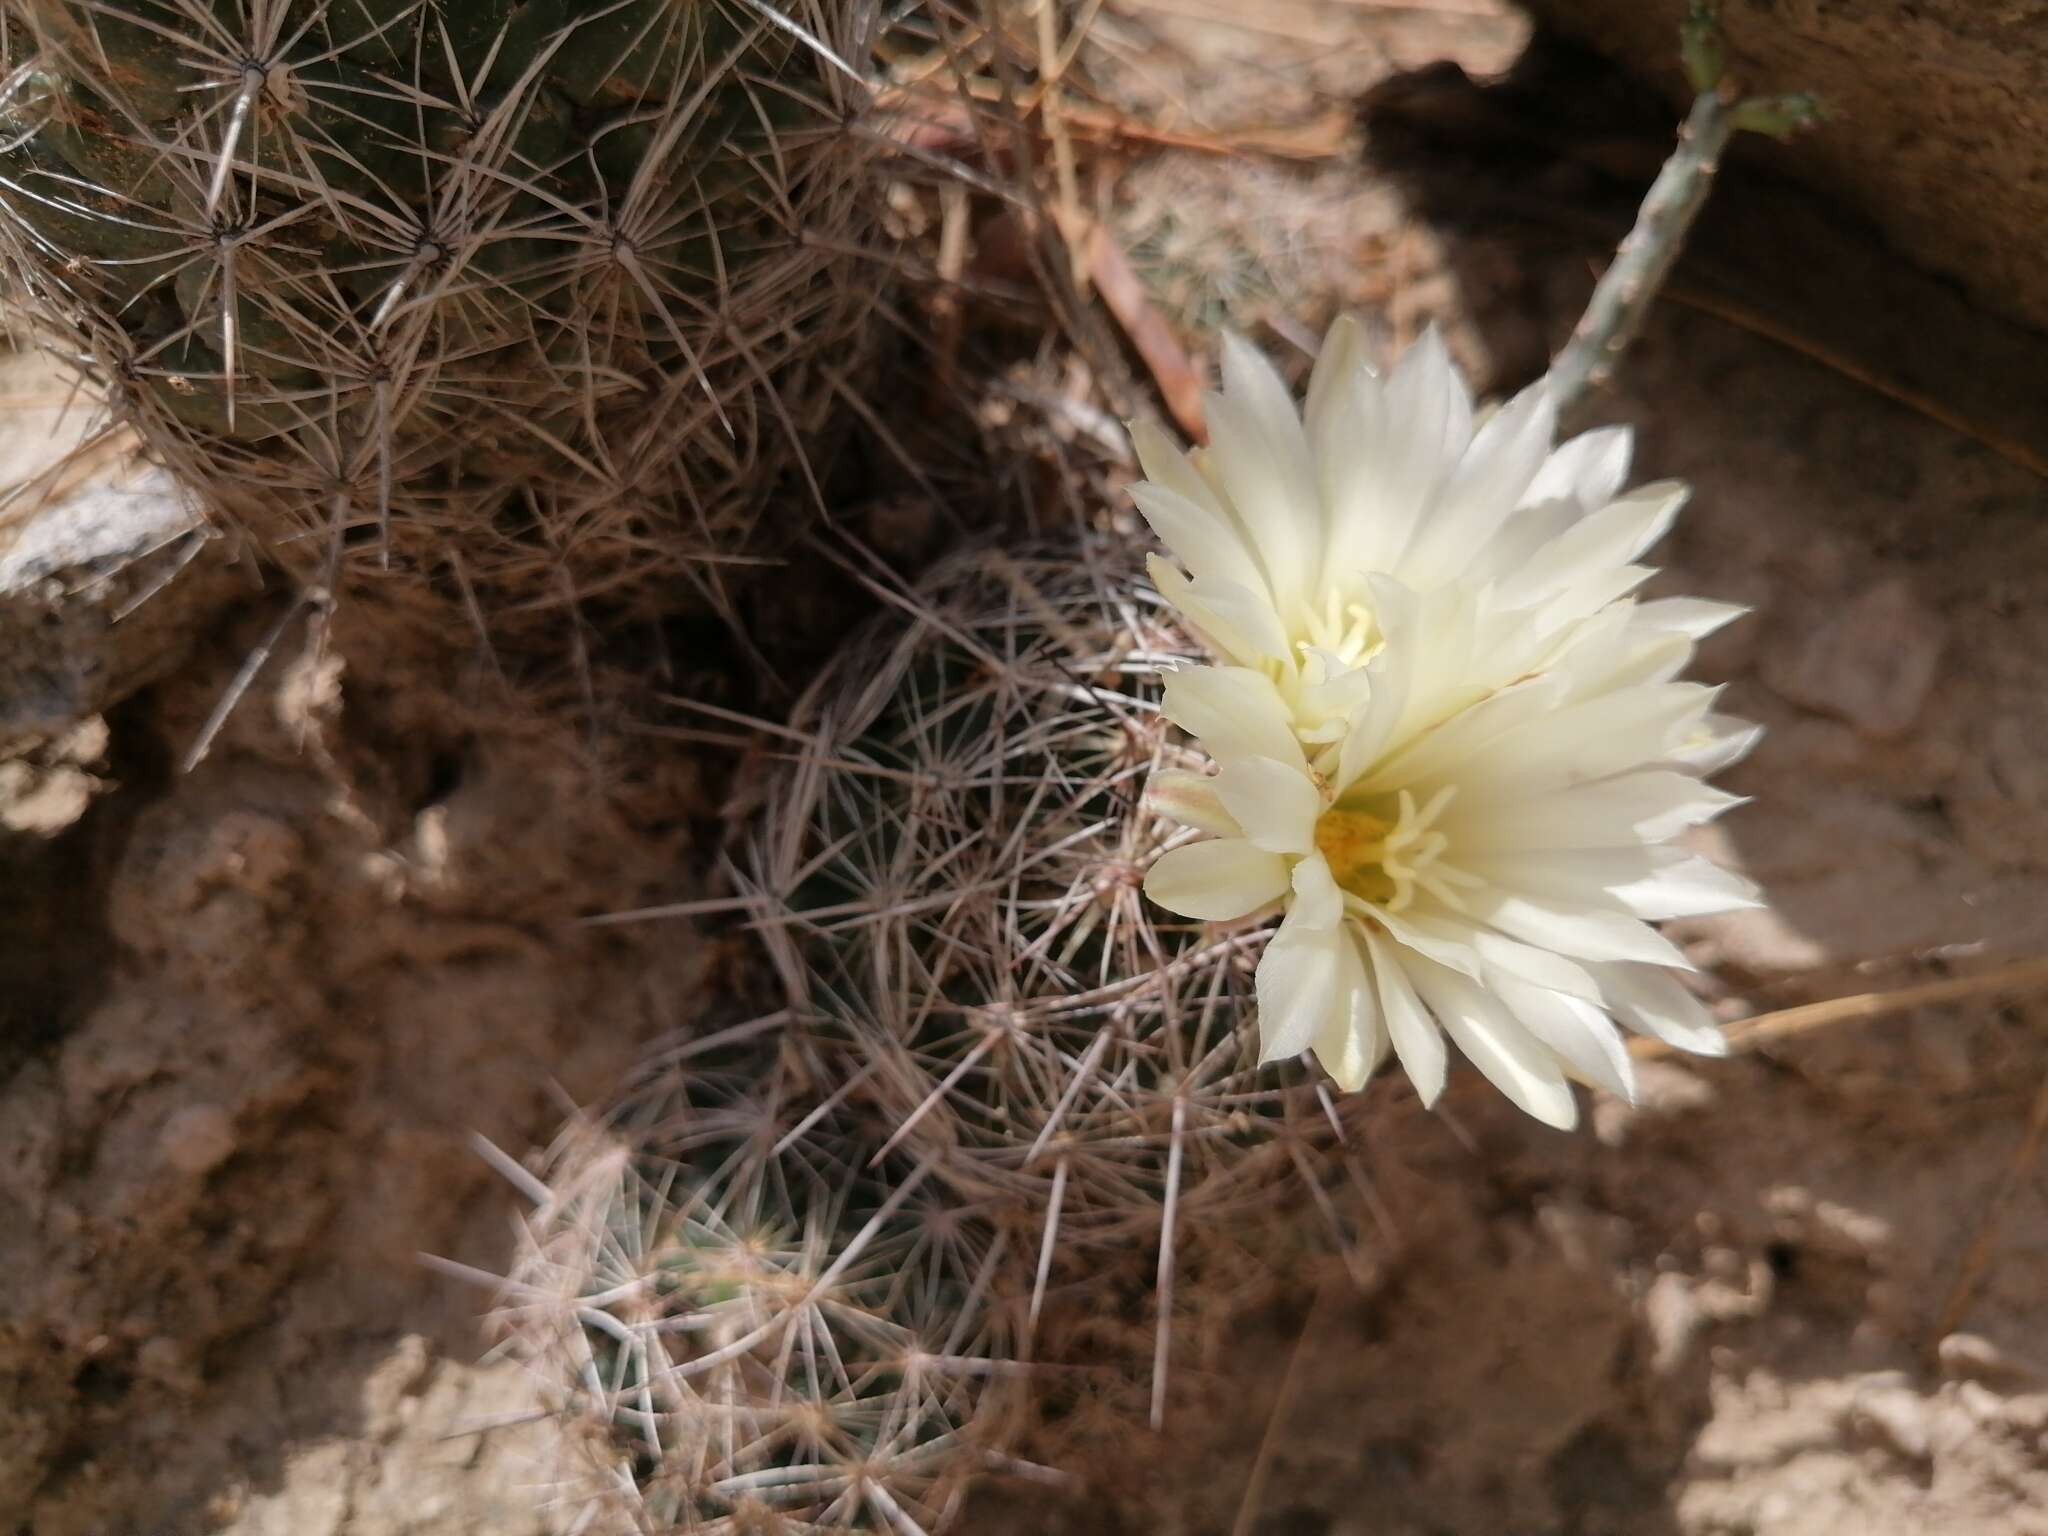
left=1643, top=1271, right=1703, bottom=1377
left=1762, top=578, right=1945, bottom=740
left=1849, top=1384, right=1934, bottom=1464
left=0, top=460, right=237, bottom=748
left=159, top=1104, right=236, bottom=1176
left=1940, top=1332, right=2046, bottom=1388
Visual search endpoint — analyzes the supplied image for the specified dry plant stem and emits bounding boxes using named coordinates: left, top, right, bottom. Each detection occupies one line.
left=1627, top=955, right=2048, bottom=1062
left=1546, top=89, right=1735, bottom=416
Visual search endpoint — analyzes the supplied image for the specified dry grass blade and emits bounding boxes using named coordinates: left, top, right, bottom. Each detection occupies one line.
left=1628, top=956, right=2048, bottom=1062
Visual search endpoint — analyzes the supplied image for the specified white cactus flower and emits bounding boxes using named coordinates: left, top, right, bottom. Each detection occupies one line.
left=1136, top=324, right=1761, bottom=1126
left=1133, top=318, right=1735, bottom=744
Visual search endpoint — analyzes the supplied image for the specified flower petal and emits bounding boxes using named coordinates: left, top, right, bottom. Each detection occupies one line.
left=1668, top=712, right=1764, bottom=776
left=1148, top=559, right=1293, bottom=672
left=1363, top=924, right=1447, bottom=1105
left=1204, top=333, right=1320, bottom=616
left=1312, top=925, right=1387, bottom=1090
left=1161, top=665, right=1305, bottom=769
left=1131, top=416, right=1230, bottom=519
left=1449, top=771, right=1743, bottom=852
left=1406, top=956, right=1580, bottom=1129
left=1497, top=480, right=1688, bottom=609
left=1492, top=977, right=1635, bottom=1101
left=1144, top=837, right=1290, bottom=920
left=1470, top=888, right=1693, bottom=968
left=1132, top=480, right=1263, bottom=592
left=1144, top=769, right=1242, bottom=837
left=1634, top=595, right=1748, bottom=639
left=1215, top=755, right=1322, bottom=854
left=1402, top=380, right=1557, bottom=586
left=1595, top=962, right=1728, bottom=1057
left=1257, top=904, right=1346, bottom=1062
left=1290, top=852, right=1344, bottom=928
left=1525, top=425, right=1632, bottom=511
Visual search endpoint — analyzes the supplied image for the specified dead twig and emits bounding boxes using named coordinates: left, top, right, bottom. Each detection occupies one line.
left=1627, top=955, right=2048, bottom=1062
left=1083, top=218, right=1208, bottom=441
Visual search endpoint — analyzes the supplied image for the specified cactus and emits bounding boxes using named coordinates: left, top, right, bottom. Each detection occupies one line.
left=495, top=1021, right=1025, bottom=1533
left=748, top=541, right=1362, bottom=1389
left=0, top=0, right=887, bottom=634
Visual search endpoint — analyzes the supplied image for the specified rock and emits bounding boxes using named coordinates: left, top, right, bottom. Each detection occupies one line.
left=159, top=1104, right=237, bottom=1177
left=1516, top=0, right=2048, bottom=337
left=1642, top=1271, right=1702, bottom=1378
left=0, top=457, right=238, bottom=749
left=1848, top=1384, right=1934, bottom=1465
left=1940, top=1333, right=2046, bottom=1389
left=1761, top=579, right=1944, bottom=740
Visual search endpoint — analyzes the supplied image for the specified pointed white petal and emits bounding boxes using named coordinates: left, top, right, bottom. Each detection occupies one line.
left=1131, top=416, right=1229, bottom=518
left=1493, top=977, right=1635, bottom=1101
left=1161, top=665, right=1306, bottom=769
left=1525, top=425, right=1632, bottom=511
left=1145, top=769, right=1242, bottom=837
left=1356, top=673, right=1566, bottom=794
left=1402, top=381, right=1556, bottom=586
left=1468, top=930, right=1604, bottom=1001
left=1669, top=712, right=1764, bottom=776
left=1374, top=904, right=1485, bottom=978
left=1606, top=855, right=1763, bottom=920
left=1406, top=955, right=1580, bottom=1129
left=1462, top=498, right=1581, bottom=586
left=1257, top=906, right=1345, bottom=1062
left=1148, top=559, right=1293, bottom=671
left=1363, top=924, right=1447, bottom=1105
left=1498, top=481, right=1688, bottom=609
left=1290, top=852, right=1344, bottom=928
left=1634, top=595, right=1748, bottom=639
left=1311, top=925, right=1386, bottom=1090
left=1306, top=313, right=1376, bottom=456
left=1144, top=838, right=1290, bottom=920
left=1449, top=770, right=1743, bottom=852
left=1131, top=482, right=1264, bottom=592
left=1335, top=648, right=1413, bottom=794
left=1472, top=889, right=1693, bottom=968
left=1596, top=962, right=1728, bottom=1056
left=1456, top=681, right=1717, bottom=796
left=1215, top=755, right=1322, bottom=854
left=1204, top=333, right=1320, bottom=614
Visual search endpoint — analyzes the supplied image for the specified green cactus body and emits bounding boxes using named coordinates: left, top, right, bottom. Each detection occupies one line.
left=0, top=0, right=885, bottom=639
left=755, top=544, right=1348, bottom=1303
left=499, top=1032, right=1018, bottom=1533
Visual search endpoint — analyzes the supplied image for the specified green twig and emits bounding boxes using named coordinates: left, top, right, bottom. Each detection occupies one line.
left=1546, top=90, right=1736, bottom=416
left=1544, top=5, right=1823, bottom=417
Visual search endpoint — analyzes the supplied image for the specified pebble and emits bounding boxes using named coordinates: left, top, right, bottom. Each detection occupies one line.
left=1849, top=1385, right=1934, bottom=1464
left=1643, top=1272, right=1702, bottom=1377
left=1939, top=1331, right=2045, bottom=1388
left=1762, top=578, right=1945, bottom=739
left=159, top=1104, right=236, bottom=1176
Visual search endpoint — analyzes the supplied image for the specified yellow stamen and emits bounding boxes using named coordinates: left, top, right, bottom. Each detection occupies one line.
left=1313, top=808, right=1398, bottom=907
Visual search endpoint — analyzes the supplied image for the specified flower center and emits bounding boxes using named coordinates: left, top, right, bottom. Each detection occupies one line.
left=1313, top=808, right=1399, bottom=906
left=1313, top=786, right=1466, bottom=914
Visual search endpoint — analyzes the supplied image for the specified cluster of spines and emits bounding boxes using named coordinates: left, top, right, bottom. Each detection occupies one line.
left=0, top=0, right=889, bottom=637
left=494, top=1022, right=1025, bottom=1534
left=746, top=540, right=1362, bottom=1406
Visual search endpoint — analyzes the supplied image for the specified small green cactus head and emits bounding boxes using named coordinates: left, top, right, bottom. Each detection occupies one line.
left=497, top=1027, right=1022, bottom=1533
left=754, top=544, right=1351, bottom=1315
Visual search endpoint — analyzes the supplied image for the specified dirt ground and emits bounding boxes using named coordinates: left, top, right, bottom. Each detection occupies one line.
left=6, top=2, right=2048, bottom=1534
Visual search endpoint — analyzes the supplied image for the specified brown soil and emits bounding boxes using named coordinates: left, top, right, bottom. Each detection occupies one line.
left=5, top=3, right=2048, bottom=1534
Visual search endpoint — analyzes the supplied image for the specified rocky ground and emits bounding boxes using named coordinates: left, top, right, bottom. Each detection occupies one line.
left=4, top=2, right=2048, bottom=1534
